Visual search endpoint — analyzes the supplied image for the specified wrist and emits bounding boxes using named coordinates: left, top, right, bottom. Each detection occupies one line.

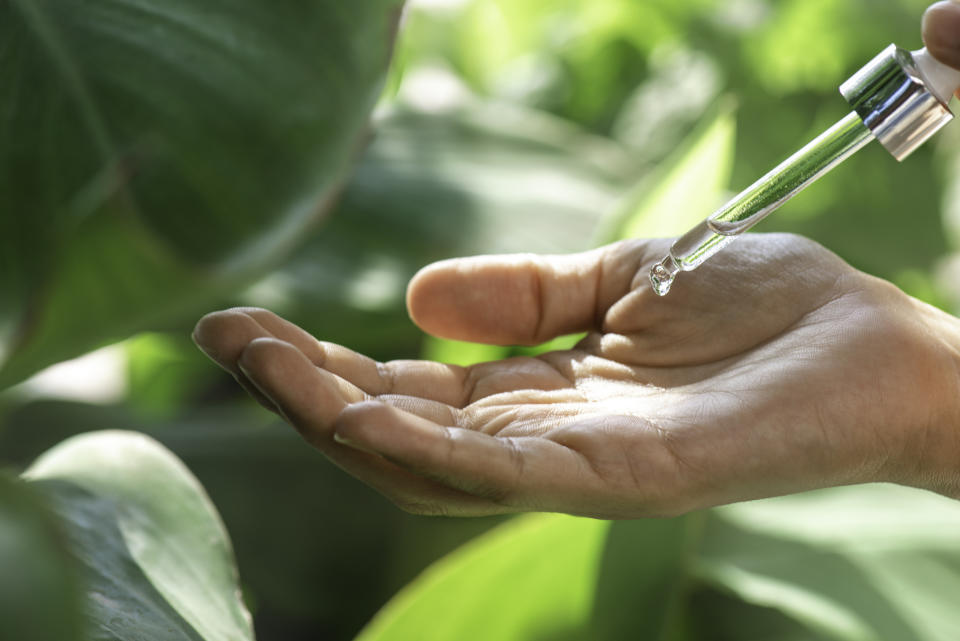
left=894, top=295, right=960, bottom=498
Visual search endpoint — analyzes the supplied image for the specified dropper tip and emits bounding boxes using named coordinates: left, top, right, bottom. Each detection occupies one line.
left=649, top=256, right=680, bottom=296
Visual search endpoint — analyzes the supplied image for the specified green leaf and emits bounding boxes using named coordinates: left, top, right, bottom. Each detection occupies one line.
left=601, top=99, right=737, bottom=243
left=587, top=517, right=698, bottom=640
left=355, top=514, right=609, bottom=641
left=354, top=513, right=696, bottom=641
left=24, top=430, right=254, bottom=641
left=698, top=484, right=960, bottom=641
left=0, top=471, right=84, bottom=641
left=0, top=0, right=404, bottom=388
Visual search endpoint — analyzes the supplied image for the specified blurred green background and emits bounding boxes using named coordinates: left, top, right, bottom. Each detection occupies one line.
left=4, top=0, right=960, bottom=639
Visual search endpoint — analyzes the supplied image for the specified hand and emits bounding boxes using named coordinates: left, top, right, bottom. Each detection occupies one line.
left=193, top=234, right=960, bottom=518
left=924, top=0, right=960, bottom=76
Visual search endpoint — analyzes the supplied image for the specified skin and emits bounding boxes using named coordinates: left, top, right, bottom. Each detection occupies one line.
left=924, top=0, right=960, bottom=80
left=193, top=4, right=960, bottom=519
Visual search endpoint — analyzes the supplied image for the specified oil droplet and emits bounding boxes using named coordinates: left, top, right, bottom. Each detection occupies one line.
left=649, top=256, right=679, bottom=296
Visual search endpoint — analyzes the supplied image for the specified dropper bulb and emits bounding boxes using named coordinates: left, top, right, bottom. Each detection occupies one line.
left=912, top=47, right=960, bottom=105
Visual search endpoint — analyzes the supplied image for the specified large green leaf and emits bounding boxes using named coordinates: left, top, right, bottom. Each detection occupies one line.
left=0, top=471, right=84, bottom=641
left=354, top=513, right=696, bottom=641
left=0, top=0, right=404, bottom=388
left=23, top=430, right=254, bottom=641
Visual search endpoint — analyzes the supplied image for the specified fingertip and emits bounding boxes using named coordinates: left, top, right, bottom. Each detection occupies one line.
left=332, top=400, right=395, bottom=454
left=193, top=308, right=264, bottom=365
left=407, top=254, right=545, bottom=344
left=235, top=337, right=301, bottom=414
left=923, top=1, right=960, bottom=71
left=237, top=336, right=299, bottom=380
left=405, top=258, right=476, bottom=339
left=192, top=310, right=227, bottom=357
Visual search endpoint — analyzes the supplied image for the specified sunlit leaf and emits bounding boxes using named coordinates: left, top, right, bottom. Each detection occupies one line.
left=24, top=430, right=254, bottom=641
left=0, top=472, right=84, bottom=641
left=0, top=0, right=404, bottom=388
left=355, top=514, right=610, bottom=641
left=602, top=99, right=737, bottom=242
left=511, top=332, right=586, bottom=357
left=420, top=337, right=509, bottom=367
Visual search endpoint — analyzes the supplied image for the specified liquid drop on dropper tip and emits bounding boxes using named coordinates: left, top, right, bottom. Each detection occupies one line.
left=649, top=256, right=679, bottom=296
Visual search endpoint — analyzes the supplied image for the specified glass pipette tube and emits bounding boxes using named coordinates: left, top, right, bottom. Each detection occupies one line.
left=649, top=111, right=874, bottom=296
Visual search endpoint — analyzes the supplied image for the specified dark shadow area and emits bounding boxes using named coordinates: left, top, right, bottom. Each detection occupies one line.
left=686, top=587, right=833, bottom=641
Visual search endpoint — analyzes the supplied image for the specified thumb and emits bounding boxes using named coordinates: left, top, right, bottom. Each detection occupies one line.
left=923, top=1, right=960, bottom=75
left=405, top=240, right=665, bottom=346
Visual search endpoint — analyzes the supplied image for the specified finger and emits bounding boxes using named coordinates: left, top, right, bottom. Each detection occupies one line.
left=194, top=309, right=271, bottom=372
left=234, top=307, right=477, bottom=406
left=923, top=1, right=960, bottom=72
left=238, top=338, right=508, bottom=516
left=238, top=337, right=366, bottom=434
left=333, top=401, right=604, bottom=512
left=290, top=336, right=576, bottom=407
left=406, top=239, right=669, bottom=346
left=320, top=343, right=471, bottom=406
left=192, top=309, right=281, bottom=411
left=234, top=307, right=327, bottom=364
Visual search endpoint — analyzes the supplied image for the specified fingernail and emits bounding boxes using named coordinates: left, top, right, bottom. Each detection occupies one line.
left=924, top=1, right=960, bottom=70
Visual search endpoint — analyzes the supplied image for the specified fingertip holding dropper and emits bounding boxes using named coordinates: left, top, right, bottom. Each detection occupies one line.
left=649, top=45, right=960, bottom=297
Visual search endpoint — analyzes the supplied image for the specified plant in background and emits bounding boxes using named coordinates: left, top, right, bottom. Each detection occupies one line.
left=4, top=0, right=960, bottom=640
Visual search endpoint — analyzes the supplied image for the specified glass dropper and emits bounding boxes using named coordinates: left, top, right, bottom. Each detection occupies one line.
left=649, top=45, right=960, bottom=296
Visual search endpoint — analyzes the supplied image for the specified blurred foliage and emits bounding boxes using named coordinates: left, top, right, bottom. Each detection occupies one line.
left=5, top=0, right=960, bottom=640
left=238, top=101, right=628, bottom=362
left=604, top=98, right=737, bottom=241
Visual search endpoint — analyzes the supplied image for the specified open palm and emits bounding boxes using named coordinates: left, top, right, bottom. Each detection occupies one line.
left=194, top=234, right=960, bottom=517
